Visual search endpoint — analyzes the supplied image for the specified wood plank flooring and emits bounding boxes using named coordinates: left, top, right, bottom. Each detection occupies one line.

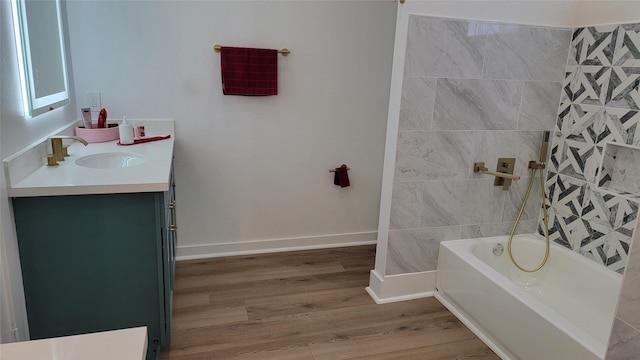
left=162, top=245, right=499, bottom=360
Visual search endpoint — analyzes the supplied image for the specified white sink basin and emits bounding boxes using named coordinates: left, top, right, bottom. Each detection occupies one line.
left=75, top=152, right=147, bottom=169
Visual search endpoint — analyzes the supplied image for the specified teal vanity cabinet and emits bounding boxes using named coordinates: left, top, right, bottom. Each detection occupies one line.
left=12, top=171, right=176, bottom=360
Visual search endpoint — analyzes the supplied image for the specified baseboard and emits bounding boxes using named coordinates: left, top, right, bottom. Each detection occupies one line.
left=176, top=231, right=377, bottom=260
left=366, top=270, right=436, bottom=304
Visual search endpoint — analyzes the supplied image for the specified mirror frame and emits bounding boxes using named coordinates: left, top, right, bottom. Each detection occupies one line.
left=11, top=0, right=70, bottom=117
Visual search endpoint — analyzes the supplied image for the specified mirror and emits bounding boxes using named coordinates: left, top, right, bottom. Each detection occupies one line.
left=11, top=0, right=69, bottom=117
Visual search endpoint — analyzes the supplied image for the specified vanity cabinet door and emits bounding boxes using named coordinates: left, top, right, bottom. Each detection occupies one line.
left=170, top=174, right=177, bottom=289
left=12, top=192, right=167, bottom=360
left=161, top=167, right=177, bottom=346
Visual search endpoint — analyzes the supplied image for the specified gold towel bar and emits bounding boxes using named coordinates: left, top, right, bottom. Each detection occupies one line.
left=213, top=44, right=291, bottom=56
left=329, top=167, right=350, bottom=173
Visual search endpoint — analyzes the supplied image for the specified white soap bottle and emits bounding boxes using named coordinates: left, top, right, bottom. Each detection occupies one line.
left=119, top=116, right=135, bottom=144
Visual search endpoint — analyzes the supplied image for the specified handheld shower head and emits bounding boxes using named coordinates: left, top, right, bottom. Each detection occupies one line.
left=539, top=130, right=550, bottom=163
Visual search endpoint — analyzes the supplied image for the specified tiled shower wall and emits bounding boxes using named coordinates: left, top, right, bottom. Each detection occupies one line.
left=546, top=24, right=640, bottom=274
left=386, top=15, right=572, bottom=275
left=607, top=220, right=640, bottom=358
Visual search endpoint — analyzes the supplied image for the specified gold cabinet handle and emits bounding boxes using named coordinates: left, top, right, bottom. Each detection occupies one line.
left=169, top=200, right=178, bottom=232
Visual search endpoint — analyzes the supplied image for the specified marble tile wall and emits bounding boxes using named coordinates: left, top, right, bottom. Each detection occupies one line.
left=386, top=15, right=572, bottom=275
left=607, top=214, right=640, bottom=359
left=545, top=24, right=640, bottom=274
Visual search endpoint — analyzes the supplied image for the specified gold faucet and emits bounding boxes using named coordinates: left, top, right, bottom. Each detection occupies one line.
left=48, top=136, right=89, bottom=162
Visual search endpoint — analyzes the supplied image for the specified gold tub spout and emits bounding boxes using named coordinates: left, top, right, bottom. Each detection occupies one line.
left=473, top=162, right=521, bottom=181
left=473, top=158, right=520, bottom=190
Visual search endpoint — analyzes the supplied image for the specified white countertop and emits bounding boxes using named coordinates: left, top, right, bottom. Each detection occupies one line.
left=7, top=121, right=174, bottom=198
left=0, top=327, right=147, bottom=360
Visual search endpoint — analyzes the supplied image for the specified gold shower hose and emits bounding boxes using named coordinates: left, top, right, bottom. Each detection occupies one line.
left=507, top=166, right=551, bottom=272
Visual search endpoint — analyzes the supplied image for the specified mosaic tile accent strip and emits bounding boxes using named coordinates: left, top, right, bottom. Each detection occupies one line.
left=571, top=66, right=612, bottom=106
left=556, top=91, right=572, bottom=135
left=544, top=23, right=640, bottom=272
left=543, top=172, right=638, bottom=273
left=542, top=172, right=585, bottom=249
left=572, top=25, right=618, bottom=66
left=612, top=24, right=640, bottom=67
left=553, top=103, right=604, bottom=182
left=546, top=171, right=586, bottom=223
left=607, top=66, right=640, bottom=110
left=598, top=107, right=640, bottom=146
left=581, top=186, right=638, bottom=273
left=600, top=143, right=616, bottom=187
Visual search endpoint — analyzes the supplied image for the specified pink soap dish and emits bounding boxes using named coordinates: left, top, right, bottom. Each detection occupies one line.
left=75, top=124, right=120, bottom=143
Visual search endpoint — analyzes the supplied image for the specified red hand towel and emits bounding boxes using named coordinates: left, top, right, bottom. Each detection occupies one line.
left=334, top=165, right=350, bottom=188
left=117, top=135, right=171, bottom=146
left=220, top=46, right=278, bottom=96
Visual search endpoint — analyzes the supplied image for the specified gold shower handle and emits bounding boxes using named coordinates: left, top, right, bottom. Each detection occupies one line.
left=473, top=162, right=521, bottom=181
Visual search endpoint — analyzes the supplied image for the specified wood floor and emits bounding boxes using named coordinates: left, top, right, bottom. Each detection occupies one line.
left=162, top=245, right=499, bottom=360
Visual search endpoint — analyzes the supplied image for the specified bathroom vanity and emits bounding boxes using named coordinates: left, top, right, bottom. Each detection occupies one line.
left=6, top=121, right=176, bottom=360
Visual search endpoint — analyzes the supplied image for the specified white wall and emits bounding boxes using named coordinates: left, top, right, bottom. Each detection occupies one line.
left=1, top=0, right=79, bottom=342
left=386, top=1, right=640, bottom=29
left=573, top=0, right=640, bottom=26
left=400, top=1, right=578, bottom=27
left=65, top=1, right=397, bottom=256
left=1, top=2, right=77, bottom=156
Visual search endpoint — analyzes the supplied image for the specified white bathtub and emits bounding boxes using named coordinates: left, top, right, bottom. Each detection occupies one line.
left=435, top=234, right=622, bottom=360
